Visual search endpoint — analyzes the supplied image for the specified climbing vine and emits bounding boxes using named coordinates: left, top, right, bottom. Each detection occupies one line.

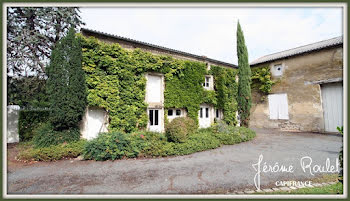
left=251, top=66, right=275, bottom=96
left=79, top=34, right=238, bottom=132
left=209, top=65, right=238, bottom=125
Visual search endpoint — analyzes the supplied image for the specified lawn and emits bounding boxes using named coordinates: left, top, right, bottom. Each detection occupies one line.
left=256, top=182, right=343, bottom=194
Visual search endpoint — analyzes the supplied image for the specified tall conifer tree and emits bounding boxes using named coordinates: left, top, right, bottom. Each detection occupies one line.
left=236, top=21, right=252, bottom=127
left=46, top=28, right=87, bottom=130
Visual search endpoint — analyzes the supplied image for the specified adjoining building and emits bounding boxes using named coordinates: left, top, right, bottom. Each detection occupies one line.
left=250, top=36, right=343, bottom=133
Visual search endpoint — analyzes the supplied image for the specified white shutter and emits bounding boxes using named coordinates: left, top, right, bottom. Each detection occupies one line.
left=268, top=94, right=289, bottom=120
left=146, top=75, right=161, bottom=103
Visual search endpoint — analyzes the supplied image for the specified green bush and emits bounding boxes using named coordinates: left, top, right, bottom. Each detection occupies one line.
left=83, top=131, right=146, bottom=161
left=135, top=131, right=170, bottom=157
left=82, top=122, right=256, bottom=161
left=183, top=117, right=197, bottom=134
left=18, top=110, right=50, bottom=141
left=165, top=117, right=196, bottom=143
left=167, top=131, right=221, bottom=156
left=17, top=140, right=87, bottom=161
left=32, top=122, right=80, bottom=148
left=213, top=121, right=256, bottom=144
left=337, top=126, right=343, bottom=183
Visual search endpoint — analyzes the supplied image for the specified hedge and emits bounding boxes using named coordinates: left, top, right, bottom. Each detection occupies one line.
left=18, top=110, right=50, bottom=141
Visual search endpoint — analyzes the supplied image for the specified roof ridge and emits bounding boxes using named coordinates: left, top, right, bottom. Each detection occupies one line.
left=259, top=36, right=342, bottom=58
left=80, top=28, right=237, bottom=68
left=250, top=35, right=343, bottom=65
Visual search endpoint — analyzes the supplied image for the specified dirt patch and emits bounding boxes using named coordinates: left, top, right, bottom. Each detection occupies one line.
left=6, top=143, right=31, bottom=173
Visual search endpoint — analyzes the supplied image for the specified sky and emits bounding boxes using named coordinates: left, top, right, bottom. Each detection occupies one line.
left=80, top=7, right=343, bottom=65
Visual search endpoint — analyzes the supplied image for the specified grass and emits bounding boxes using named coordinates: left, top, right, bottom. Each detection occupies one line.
left=255, top=174, right=342, bottom=195
left=257, top=182, right=343, bottom=194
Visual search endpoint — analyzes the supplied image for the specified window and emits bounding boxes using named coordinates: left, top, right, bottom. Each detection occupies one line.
left=203, top=76, right=211, bottom=88
left=205, top=77, right=210, bottom=87
left=168, top=109, right=173, bottom=116
left=176, top=109, right=181, bottom=116
left=268, top=94, right=289, bottom=120
left=272, top=64, right=283, bottom=77
left=155, top=110, right=158, bottom=125
left=205, top=108, right=209, bottom=118
left=216, top=109, right=219, bottom=118
left=149, top=109, right=159, bottom=125
left=200, top=108, right=203, bottom=118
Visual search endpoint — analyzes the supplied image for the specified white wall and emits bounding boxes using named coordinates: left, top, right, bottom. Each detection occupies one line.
left=80, top=107, right=109, bottom=140
left=7, top=105, right=20, bottom=143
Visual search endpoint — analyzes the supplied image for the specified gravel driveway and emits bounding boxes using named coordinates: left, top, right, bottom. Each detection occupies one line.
left=7, top=128, right=342, bottom=194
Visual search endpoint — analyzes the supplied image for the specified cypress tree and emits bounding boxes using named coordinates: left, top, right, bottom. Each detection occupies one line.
left=236, top=21, right=252, bottom=127
left=46, top=28, right=87, bottom=130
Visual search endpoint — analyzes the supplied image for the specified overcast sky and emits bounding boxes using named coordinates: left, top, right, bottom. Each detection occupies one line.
left=80, top=7, right=342, bottom=65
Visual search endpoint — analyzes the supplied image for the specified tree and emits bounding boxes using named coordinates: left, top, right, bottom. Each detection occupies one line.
left=7, top=76, right=48, bottom=108
left=236, top=21, right=252, bottom=127
left=7, top=7, right=84, bottom=76
left=46, top=28, right=87, bottom=130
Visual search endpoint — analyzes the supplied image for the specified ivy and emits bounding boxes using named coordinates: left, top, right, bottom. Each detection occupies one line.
left=79, top=34, right=238, bottom=132
left=209, top=65, right=238, bottom=125
left=164, top=61, right=207, bottom=125
left=251, top=66, right=275, bottom=95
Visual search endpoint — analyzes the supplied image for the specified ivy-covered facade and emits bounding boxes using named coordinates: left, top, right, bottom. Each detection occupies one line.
left=79, top=29, right=239, bottom=134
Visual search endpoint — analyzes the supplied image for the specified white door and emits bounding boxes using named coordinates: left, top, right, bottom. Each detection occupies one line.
left=321, top=82, right=343, bottom=132
left=83, top=108, right=108, bottom=140
left=146, top=75, right=162, bottom=103
left=199, top=105, right=211, bottom=128
left=148, top=109, right=161, bottom=132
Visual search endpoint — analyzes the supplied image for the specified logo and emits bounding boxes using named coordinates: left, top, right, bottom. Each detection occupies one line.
left=252, top=154, right=339, bottom=190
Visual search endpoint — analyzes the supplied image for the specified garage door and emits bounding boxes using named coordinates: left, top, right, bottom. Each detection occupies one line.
left=321, top=82, right=343, bottom=132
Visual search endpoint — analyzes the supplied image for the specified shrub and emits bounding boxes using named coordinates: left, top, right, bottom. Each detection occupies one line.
left=18, top=110, right=50, bottom=141
left=183, top=117, right=197, bottom=134
left=213, top=121, right=256, bottom=144
left=83, top=131, right=146, bottom=161
left=135, top=131, right=170, bottom=157
left=32, top=122, right=80, bottom=148
left=165, top=117, right=196, bottom=143
left=337, top=126, right=343, bottom=183
left=17, top=140, right=87, bottom=161
left=81, top=122, right=256, bottom=161
left=167, top=131, right=221, bottom=156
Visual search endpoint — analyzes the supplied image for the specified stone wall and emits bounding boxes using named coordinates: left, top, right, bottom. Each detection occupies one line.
left=250, top=46, right=343, bottom=132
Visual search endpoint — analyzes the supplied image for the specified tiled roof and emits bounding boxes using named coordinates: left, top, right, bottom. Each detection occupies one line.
left=81, top=28, right=237, bottom=68
left=250, top=36, right=343, bottom=66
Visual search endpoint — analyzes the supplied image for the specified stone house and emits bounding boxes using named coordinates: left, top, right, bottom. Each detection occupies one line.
left=249, top=36, right=343, bottom=133
left=80, top=28, right=238, bottom=138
